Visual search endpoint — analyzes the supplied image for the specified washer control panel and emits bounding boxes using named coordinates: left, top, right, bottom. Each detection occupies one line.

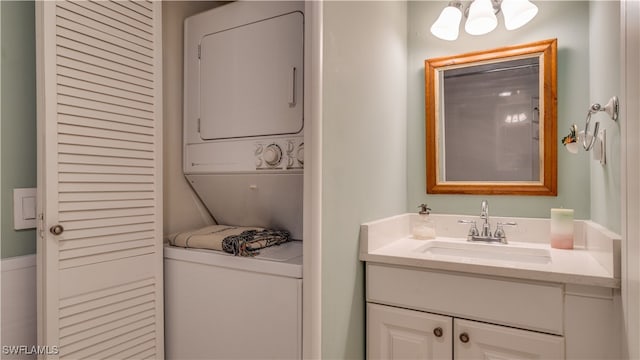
left=255, top=139, right=304, bottom=170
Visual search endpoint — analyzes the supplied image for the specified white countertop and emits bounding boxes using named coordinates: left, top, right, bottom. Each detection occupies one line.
left=360, top=213, right=621, bottom=288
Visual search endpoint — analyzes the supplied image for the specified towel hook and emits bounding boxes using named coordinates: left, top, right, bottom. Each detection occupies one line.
left=582, top=96, right=618, bottom=151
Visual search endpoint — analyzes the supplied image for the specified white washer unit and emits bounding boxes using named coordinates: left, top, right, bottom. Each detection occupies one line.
left=165, top=2, right=305, bottom=359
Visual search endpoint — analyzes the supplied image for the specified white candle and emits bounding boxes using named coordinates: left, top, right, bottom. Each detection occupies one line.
left=550, top=208, right=574, bottom=249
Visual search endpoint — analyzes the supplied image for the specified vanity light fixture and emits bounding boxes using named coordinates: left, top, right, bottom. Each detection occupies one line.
left=431, top=0, right=538, bottom=41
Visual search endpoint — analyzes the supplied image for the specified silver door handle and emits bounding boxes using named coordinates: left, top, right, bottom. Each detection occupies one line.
left=49, top=224, right=64, bottom=235
left=289, top=66, right=297, bottom=107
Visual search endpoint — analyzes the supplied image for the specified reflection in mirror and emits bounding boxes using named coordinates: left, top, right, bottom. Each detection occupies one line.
left=425, top=39, right=557, bottom=195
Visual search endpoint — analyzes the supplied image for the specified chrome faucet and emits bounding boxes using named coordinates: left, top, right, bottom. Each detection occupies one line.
left=480, top=200, right=491, bottom=237
left=458, top=200, right=516, bottom=244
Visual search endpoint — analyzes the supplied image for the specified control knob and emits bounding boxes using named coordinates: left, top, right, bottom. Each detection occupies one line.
left=263, top=144, right=283, bottom=166
left=296, top=143, right=304, bottom=165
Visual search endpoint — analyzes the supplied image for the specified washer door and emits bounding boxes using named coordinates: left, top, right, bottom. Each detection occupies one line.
left=199, top=11, right=304, bottom=140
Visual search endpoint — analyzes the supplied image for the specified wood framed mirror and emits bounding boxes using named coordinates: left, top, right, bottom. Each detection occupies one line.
left=425, top=39, right=557, bottom=196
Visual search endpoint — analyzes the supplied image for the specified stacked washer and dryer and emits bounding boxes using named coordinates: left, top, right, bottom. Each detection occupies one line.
left=164, top=2, right=305, bottom=359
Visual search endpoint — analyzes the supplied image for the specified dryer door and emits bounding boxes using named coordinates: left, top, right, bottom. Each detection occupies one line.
left=199, top=11, right=304, bottom=140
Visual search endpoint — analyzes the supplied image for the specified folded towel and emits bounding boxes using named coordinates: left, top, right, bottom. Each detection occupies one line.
left=168, top=225, right=291, bottom=256
left=168, top=225, right=264, bottom=251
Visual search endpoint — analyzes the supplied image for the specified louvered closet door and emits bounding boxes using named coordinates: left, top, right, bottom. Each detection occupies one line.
left=36, top=1, right=163, bottom=359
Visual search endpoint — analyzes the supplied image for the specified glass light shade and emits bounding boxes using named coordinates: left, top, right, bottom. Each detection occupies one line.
left=465, top=0, right=498, bottom=35
left=430, top=5, right=463, bottom=41
left=501, top=0, right=538, bottom=30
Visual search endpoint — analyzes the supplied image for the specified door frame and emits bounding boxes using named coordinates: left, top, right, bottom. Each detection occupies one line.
left=303, top=1, right=323, bottom=358
left=621, top=0, right=640, bottom=358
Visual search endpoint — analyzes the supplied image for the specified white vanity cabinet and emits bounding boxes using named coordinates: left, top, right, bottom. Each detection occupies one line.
left=453, top=318, right=564, bottom=359
left=366, top=263, right=620, bottom=360
left=368, top=303, right=452, bottom=359
left=368, top=303, right=563, bottom=360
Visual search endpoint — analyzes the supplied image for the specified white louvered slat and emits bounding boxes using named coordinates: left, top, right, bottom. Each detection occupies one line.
left=73, top=0, right=153, bottom=35
left=59, top=238, right=154, bottom=260
left=58, top=144, right=154, bottom=160
left=59, top=230, right=154, bottom=250
left=58, top=1, right=153, bottom=43
left=58, top=76, right=153, bottom=105
left=62, top=324, right=155, bottom=359
left=59, top=222, right=155, bottom=241
left=60, top=305, right=154, bottom=340
left=59, top=278, right=155, bottom=308
left=59, top=246, right=155, bottom=269
left=58, top=85, right=154, bottom=113
left=58, top=116, right=154, bottom=138
left=38, top=0, right=163, bottom=356
left=60, top=311, right=155, bottom=348
left=56, top=47, right=153, bottom=85
left=113, top=1, right=153, bottom=20
left=57, top=58, right=153, bottom=94
left=104, top=339, right=155, bottom=360
left=58, top=95, right=153, bottom=120
left=58, top=104, right=154, bottom=127
left=57, top=184, right=155, bottom=195
left=59, top=174, right=154, bottom=184
left=58, top=163, right=155, bottom=175
left=59, top=191, right=154, bottom=202
left=56, top=27, right=153, bottom=67
left=58, top=134, right=154, bottom=152
left=56, top=6, right=152, bottom=51
left=57, top=37, right=151, bottom=75
left=59, top=284, right=155, bottom=318
left=56, top=17, right=153, bottom=59
left=97, top=333, right=156, bottom=360
left=136, top=0, right=153, bottom=12
left=97, top=0, right=153, bottom=28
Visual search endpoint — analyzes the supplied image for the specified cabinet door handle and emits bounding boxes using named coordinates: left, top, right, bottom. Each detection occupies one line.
left=433, top=327, right=443, bottom=338
left=459, top=332, right=470, bottom=343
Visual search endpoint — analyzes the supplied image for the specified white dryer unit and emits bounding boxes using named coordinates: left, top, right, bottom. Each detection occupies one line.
left=183, top=1, right=304, bottom=239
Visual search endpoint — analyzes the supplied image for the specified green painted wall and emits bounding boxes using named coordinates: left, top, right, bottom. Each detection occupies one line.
left=321, top=2, right=407, bottom=358
left=1, top=1, right=36, bottom=259
left=589, top=1, right=621, bottom=234
left=407, top=1, right=592, bottom=220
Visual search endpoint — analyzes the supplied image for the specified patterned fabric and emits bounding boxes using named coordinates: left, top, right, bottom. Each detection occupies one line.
left=222, top=229, right=291, bottom=256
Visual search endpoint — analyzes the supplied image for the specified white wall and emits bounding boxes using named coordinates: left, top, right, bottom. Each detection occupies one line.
left=589, top=1, right=621, bottom=234
left=162, top=1, right=225, bottom=236
left=320, top=2, right=408, bottom=358
left=0, top=255, right=36, bottom=360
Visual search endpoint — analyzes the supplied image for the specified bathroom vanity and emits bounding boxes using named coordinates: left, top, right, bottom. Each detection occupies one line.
left=360, top=213, right=621, bottom=359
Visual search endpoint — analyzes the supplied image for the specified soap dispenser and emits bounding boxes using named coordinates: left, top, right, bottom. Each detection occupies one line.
left=412, top=204, right=435, bottom=240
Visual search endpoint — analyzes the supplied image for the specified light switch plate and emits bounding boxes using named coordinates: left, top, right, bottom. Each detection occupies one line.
left=13, top=188, right=37, bottom=230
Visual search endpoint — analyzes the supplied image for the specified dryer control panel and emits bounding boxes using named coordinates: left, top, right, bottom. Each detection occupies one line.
left=255, top=139, right=304, bottom=170
left=184, top=135, right=303, bottom=174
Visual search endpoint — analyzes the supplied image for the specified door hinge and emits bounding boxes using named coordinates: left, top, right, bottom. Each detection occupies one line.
left=38, top=213, right=45, bottom=239
left=197, top=44, right=201, bottom=60
left=197, top=118, right=201, bottom=133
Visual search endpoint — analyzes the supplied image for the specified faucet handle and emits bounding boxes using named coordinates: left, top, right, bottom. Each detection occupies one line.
left=458, top=219, right=479, bottom=239
left=494, top=222, right=517, bottom=244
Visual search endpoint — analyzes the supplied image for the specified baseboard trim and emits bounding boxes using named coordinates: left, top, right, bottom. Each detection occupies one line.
left=1, top=254, right=36, bottom=272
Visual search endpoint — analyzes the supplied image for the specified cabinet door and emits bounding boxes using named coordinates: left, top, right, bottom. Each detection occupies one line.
left=368, top=303, right=452, bottom=360
left=454, top=319, right=564, bottom=360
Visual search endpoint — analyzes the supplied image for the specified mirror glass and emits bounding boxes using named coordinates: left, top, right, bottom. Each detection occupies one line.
left=425, top=39, right=557, bottom=195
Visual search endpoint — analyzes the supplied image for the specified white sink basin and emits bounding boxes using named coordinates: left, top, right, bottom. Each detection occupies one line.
left=415, top=239, right=551, bottom=264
